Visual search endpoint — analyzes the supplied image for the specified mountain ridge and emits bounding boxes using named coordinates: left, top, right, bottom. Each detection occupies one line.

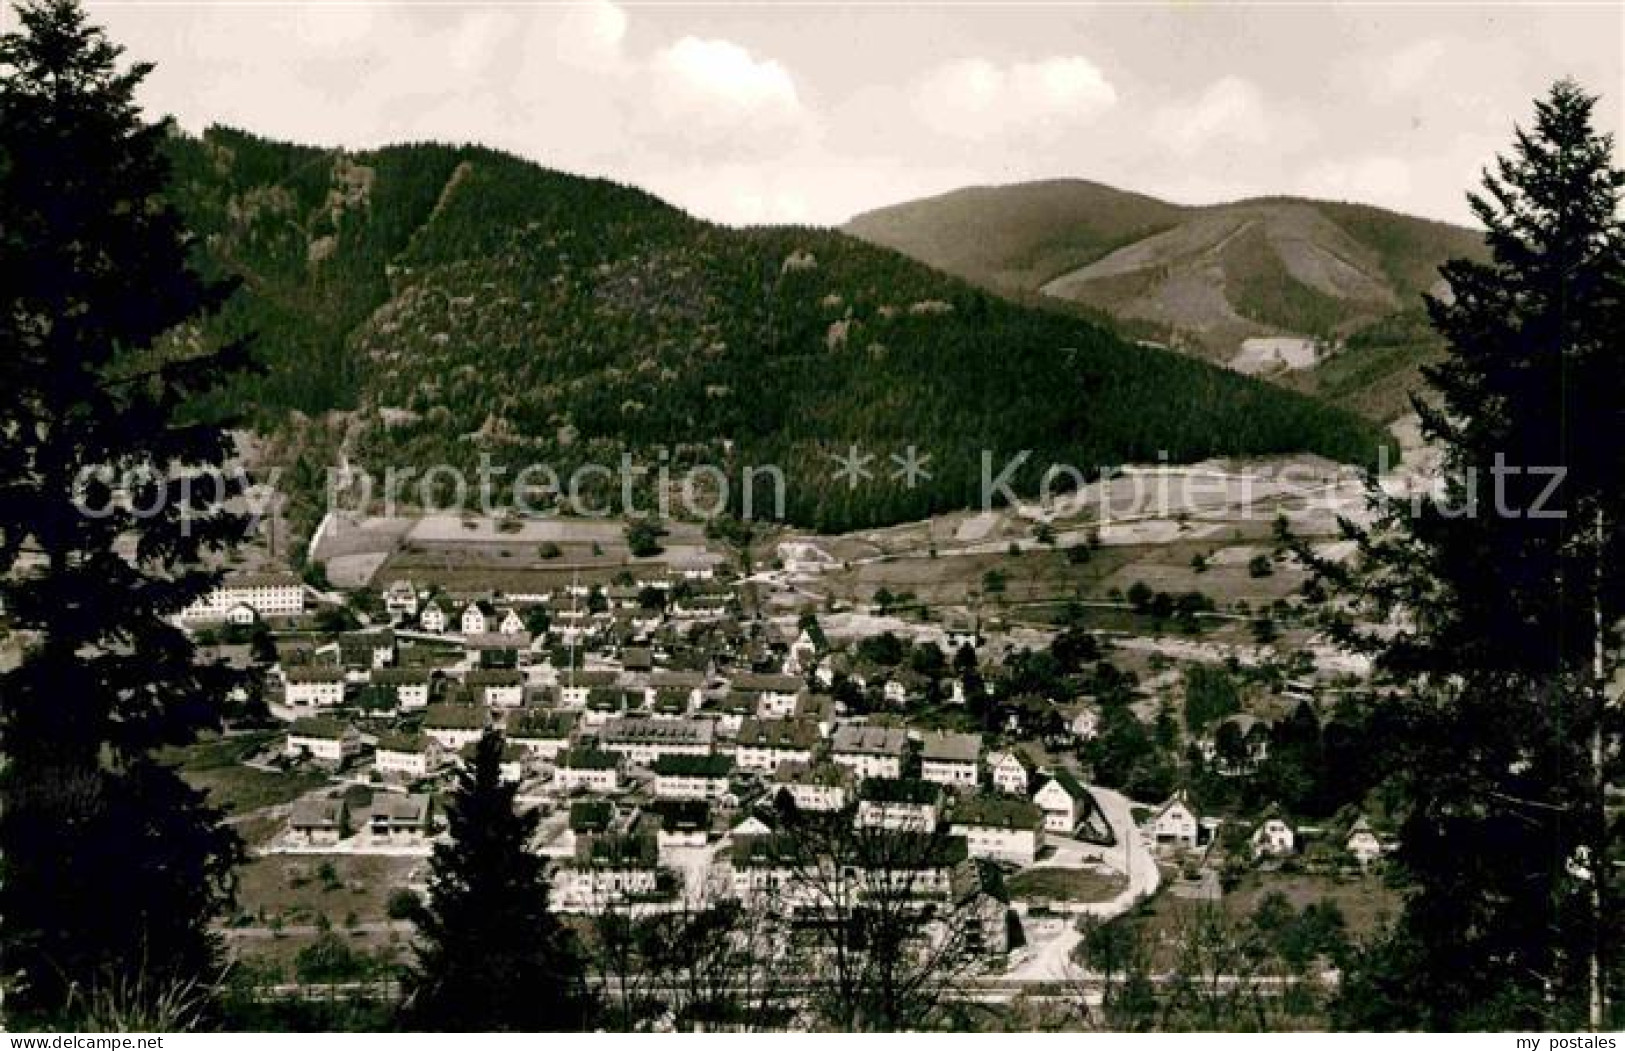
left=165, top=128, right=1391, bottom=535
left=846, top=180, right=1486, bottom=421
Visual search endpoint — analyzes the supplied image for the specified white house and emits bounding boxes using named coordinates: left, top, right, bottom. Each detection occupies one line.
left=555, top=748, right=623, bottom=794
left=1145, top=789, right=1201, bottom=849
left=919, top=731, right=981, bottom=788
left=384, top=579, right=419, bottom=619
left=831, top=725, right=909, bottom=781
left=285, top=717, right=361, bottom=766
left=421, top=704, right=490, bottom=751
left=374, top=732, right=445, bottom=781
left=419, top=601, right=447, bottom=634
left=556, top=669, right=620, bottom=708
left=769, top=761, right=852, bottom=813
left=282, top=666, right=346, bottom=710
left=1033, top=769, right=1092, bottom=835
left=465, top=668, right=525, bottom=709
left=856, top=779, right=941, bottom=831
left=950, top=796, right=1045, bottom=866
left=370, top=667, right=432, bottom=710
left=1251, top=814, right=1297, bottom=858
left=652, top=753, right=733, bottom=801
left=646, top=670, right=706, bottom=711
left=1346, top=816, right=1386, bottom=868
left=734, top=718, right=818, bottom=773
left=729, top=672, right=804, bottom=719
left=498, top=608, right=526, bottom=636
left=987, top=750, right=1035, bottom=797
left=554, top=833, right=662, bottom=911
left=460, top=601, right=493, bottom=636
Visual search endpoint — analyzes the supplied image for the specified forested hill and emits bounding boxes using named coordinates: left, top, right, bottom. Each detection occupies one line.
left=847, top=180, right=1487, bottom=421
left=168, top=127, right=1388, bottom=533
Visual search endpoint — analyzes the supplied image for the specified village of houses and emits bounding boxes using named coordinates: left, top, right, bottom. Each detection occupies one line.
left=176, top=540, right=1397, bottom=982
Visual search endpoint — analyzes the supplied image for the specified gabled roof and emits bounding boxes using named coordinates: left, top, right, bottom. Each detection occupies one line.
left=1038, top=767, right=1091, bottom=803
left=737, top=718, right=819, bottom=750
left=423, top=704, right=489, bottom=730
left=832, top=724, right=909, bottom=757
left=920, top=731, right=982, bottom=764
left=952, top=794, right=1043, bottom=831
left=289, top=716, right=352, bottom=740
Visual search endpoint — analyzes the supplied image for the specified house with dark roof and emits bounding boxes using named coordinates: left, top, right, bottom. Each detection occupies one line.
left=734, top=717, right=819, bottom=773
left=950, top=795, right=1045, bottom=865
left=831, top=724, right=910, bottom=780
left=920, top=731, right=982, bottom=788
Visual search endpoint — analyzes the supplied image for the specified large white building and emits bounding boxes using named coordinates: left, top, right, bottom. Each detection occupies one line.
left=180, top=572, right=305, bottom=624
left=599, top=718, right=715, bottom=768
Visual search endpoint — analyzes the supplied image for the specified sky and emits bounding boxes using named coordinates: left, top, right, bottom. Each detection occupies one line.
left=58, top=1, right=1625, bottom=228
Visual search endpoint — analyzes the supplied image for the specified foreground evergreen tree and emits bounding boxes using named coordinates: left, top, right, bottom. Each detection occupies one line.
left=1308, top=80, right=1623, bottom=1030
left=402, top=731, right=593, bottom=1030
left=0, top=0, right=256, bottom=1023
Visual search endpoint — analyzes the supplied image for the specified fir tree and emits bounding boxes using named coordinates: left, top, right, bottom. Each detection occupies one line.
left=1308, top=80, right=1624, bottom=1030
left=0, top=0, right=255, bottom=1022
left=402, top=730, right=594, bottom=1030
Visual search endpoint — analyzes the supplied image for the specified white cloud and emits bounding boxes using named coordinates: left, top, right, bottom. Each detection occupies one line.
left=640, top=37, right=809, bottom=156
left=1150, top=76, right=1272, bottom=158
left=911, top=55, right=1117, bottom=139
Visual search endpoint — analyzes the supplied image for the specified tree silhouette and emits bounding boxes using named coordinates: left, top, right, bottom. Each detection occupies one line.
left=402, top=730, right=593, bottom=1030
left=0, top=0, right=256, bottom=1023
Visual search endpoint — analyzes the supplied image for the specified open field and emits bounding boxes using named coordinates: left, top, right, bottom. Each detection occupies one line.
left=165, top=733, right=331, bottom=816
left=1007, top=867, right=1129, bottom=902
left=232, top=854, right=424, bottom=929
